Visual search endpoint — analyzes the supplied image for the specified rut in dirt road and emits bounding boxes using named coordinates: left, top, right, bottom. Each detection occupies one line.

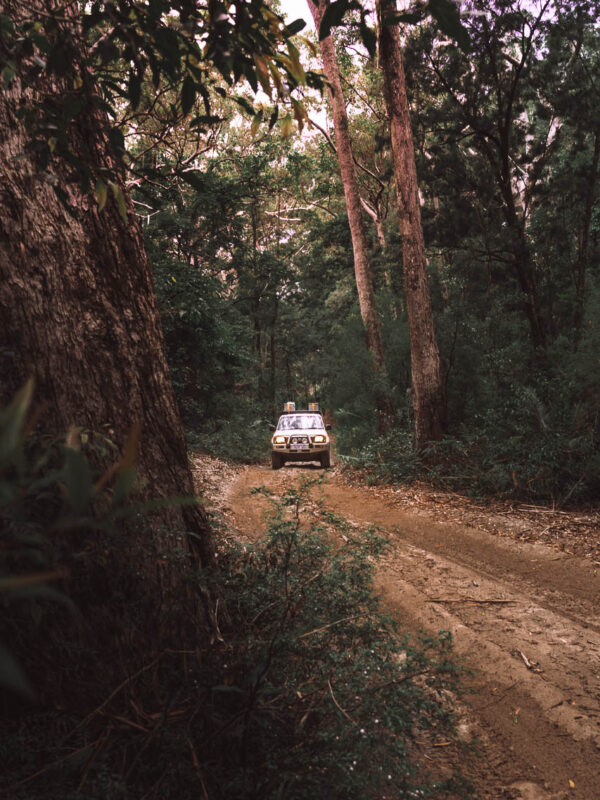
left=223, top=464, right=600, bottom=800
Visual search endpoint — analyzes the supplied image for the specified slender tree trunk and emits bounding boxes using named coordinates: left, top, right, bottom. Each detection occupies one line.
left=307, top=0, right=395, bottom=433
left=377, top=0, right=447, bottom=449
left=574, top=127, right=600, bottom=348
left=0, top=45, right=213, bottom=577
left=253, top=303, right=264, bottom=402
left=375, top=217, right=387, bottom=251
left=270, top=300, right=278, bottom=420
left=498, top=176, right=547, bottom=350
left=285, top=356, right=295, bottom=401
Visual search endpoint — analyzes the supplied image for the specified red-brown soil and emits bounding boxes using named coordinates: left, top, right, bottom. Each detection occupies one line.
left=193, top=455, right=600, bottom=800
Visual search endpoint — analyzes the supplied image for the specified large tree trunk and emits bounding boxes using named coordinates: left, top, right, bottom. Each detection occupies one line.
left=0, top=48, right=212, bottom=574
left=377, top=0, right=447, bottom=449
left=307, top=0, right=395, bottom=434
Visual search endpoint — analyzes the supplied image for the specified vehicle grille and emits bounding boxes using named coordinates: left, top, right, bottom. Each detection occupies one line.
left=289, top=436, right=309, bottom=444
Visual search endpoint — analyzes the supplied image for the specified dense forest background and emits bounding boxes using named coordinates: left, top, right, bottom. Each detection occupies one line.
left=1, top=0, right=599, bottom=797
left=144, top=0, right=600, bottom=504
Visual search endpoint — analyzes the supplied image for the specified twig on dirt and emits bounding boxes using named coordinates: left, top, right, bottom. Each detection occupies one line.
left=428, top=598, right=515, bottom=605
left=518, top=506, right=570, bottom=515
left=328, top=679, right=357, bottom=726
left=472, top=680, right=521, bottom=711
left=113, top=715, right=149, bottom=732
left=517, top=650, right=534, bottom=670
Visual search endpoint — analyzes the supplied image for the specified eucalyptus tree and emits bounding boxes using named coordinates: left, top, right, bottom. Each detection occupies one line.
left=307, top=0, right=396, bottom=433
left=377, top=0, right=447, bottom=447
left=0, top=0, right=319, bottom=604
left=410, top=0, right=600, bottom=351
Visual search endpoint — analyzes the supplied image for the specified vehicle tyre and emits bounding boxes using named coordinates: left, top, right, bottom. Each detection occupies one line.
left=271, top=452, right=283, bottom=470
left=320, top=451, right=331, bottom=469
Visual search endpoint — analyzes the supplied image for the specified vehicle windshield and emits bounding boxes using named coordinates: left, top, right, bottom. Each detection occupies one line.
left=277, top=414, right=324, bottom=431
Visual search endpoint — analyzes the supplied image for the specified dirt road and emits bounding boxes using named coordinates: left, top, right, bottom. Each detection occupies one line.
left=197, top=458, right=600, bottom=800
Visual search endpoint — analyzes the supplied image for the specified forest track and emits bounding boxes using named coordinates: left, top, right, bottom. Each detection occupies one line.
left=195, top=457, right=600, bottom=800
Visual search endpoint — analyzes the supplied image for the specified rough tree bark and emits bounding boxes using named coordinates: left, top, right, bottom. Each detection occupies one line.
left=307, top=0, right=395, bottom=433
left=377, top=0, right=447, bottom=449
left=0, top=17, right=213, bottom=575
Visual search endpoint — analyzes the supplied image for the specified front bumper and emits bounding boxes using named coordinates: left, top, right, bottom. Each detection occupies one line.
left=272, top=441, right=329, bottom=460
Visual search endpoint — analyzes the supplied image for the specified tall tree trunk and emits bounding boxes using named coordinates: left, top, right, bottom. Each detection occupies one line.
left=307, top=0, right=395, bottom=434
left=0, top=48, right=213, bottom=580
left=377, top=0, right=447, bottom=449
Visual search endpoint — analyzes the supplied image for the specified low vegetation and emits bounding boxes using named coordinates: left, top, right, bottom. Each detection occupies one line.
left=1, top=403, right=472, bottom=799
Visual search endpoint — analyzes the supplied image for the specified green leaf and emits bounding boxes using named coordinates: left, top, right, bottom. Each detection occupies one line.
left=252, top=53, right=271, bottom=95
left=63, top=448, right=94, bottom=515
left=127, top=71, right=141, bottom=110
left=250, top=112, right=262, bottom=137
left=319, top=0, right=350, bottom=41
left=0, top=643, right=34, bottom=700
left=428, top=0, right=471, bottom=53
left=233, top=95, right=256, bottom=116
left=286, top=18, right=306, bottom=36
left=154, top=26, right=181, bottom=70
left=180, top=170, right=205, bottom=192
left=280, top=113, right=293, bottom=139
left=0, top=379, right=34, bottom=466
left=0, top=572, right=63, bottom=593
left=109, top=181, right=128, bottom=224
left=1, top=64, right=16, bottom=87
left=95, top=179, right=108, bottom=212
left=287, top=41, right=306, bottom=85
left=181, top=74, right=196, bottom=115
left=111, top=465, right=138, bottom=506
left=268, top=106, right=279, bottom=130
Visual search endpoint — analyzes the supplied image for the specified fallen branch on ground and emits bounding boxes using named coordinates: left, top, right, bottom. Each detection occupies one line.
left=428, top=598, right=515, bottom=605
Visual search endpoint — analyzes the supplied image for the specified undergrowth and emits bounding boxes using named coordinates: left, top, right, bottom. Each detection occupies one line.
left=343, top=421, right=600, bottom=506
left=2, top=449, right=473, bottom=799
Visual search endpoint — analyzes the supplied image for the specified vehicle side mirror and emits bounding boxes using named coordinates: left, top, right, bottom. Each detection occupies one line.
left=269, top=424, right=276, bottom=431
left=326, top=424, right=332, bottom=430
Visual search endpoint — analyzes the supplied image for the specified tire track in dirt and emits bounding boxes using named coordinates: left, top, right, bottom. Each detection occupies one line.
left=222, top=463, right=600, bottom=800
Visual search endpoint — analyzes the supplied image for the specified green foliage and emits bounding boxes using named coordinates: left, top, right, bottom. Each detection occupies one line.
left=346, top=360, right=600, bottom=504
left=3, top=480, right=472, bottom=799
left=0, top=383, right=93, bottom=699
left=318, top=0, right=470, bottom=57
left=0, top=0, right=321, bottom=199
left=0, top=385, right=199, bottom=712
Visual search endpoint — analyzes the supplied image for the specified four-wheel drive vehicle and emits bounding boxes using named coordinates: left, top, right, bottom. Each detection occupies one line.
left=270, top=402, right=331, bottom=469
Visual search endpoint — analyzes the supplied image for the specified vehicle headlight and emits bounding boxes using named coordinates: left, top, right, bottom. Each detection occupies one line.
left=312, top=435, right=326, bottom=443
left=274, top=435, right=286, bottom=444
